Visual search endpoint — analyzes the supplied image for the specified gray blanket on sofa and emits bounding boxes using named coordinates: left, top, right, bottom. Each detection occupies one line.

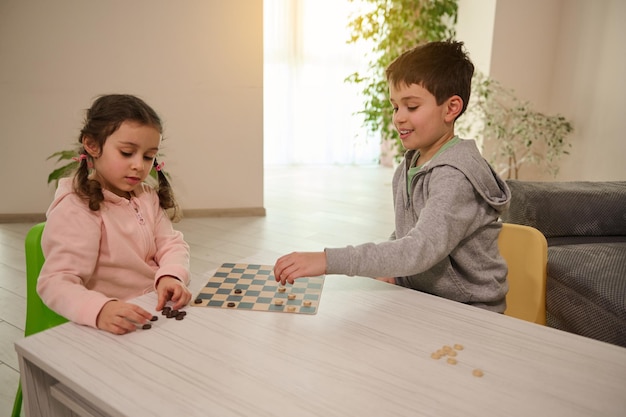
left=502, top=180, right=626, bottom=347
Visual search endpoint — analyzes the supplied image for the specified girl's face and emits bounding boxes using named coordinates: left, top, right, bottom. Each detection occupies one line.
left=84, top=121, right=161, bottom=198
left=389, top=82, right=459, bottom=161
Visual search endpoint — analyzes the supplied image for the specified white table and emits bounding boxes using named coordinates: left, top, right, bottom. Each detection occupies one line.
left=15, top=275, right=626, bottom=417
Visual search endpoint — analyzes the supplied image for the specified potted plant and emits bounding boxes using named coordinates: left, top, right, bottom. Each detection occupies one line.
left=345, top=0, right=573, bottom=176
left=458, top=72, right=574, bottom=179
left=47, top=150, right=79, bottom=187
left=345, top=0, right=459, bottom=163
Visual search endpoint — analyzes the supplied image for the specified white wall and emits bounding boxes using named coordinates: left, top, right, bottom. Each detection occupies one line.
left=458, top=0, right=626, bottom=181
left=489, top=0, right=562, bottom=112
left=2, top=0, right=625, bottom=221
left=456, top=0, right=496, bottom=76
left=549, top=0, right=626, bottom=181
left=0, top=0, right=264, bottom=220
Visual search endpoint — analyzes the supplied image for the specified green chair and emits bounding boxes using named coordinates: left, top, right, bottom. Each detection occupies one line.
left=12, top=222, right=68, bottom=417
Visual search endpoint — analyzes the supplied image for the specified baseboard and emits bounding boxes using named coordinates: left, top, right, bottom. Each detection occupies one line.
left=0, top=207, right=266, bottom=223
left=183, top=207, right=266, bottom=217
left=0, top=213, right=47, bottom=223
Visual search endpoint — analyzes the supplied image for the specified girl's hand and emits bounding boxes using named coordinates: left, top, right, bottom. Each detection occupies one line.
left=96, top=300, right=153, bottom=335
left=376, top=277, right=397, bottom=284
left=155, top=276, right=192, bottom=311
left=273, top=251, right=326, bottom=285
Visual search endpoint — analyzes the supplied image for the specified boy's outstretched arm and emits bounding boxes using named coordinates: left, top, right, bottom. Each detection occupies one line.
left=274, top=251, right=327, bottom=285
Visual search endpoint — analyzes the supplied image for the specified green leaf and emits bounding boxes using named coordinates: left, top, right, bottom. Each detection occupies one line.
left=47, top=162, right=78, bottom=184
left=47, top=150, right=78, bottom=162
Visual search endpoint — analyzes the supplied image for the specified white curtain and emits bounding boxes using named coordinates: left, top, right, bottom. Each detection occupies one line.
left=263, top=0, right=381, bottom=165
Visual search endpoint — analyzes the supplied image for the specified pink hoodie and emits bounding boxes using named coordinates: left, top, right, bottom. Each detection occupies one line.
left=38, top=178, right=190, bottom=328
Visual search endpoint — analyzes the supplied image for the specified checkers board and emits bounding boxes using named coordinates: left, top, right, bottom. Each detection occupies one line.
left=192, top=263, right=324, bottom=314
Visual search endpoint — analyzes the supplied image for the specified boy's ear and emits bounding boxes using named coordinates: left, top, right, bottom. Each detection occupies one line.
left=444, top=96, right=463, bottom=122
left=82, top=136, right=100, bottom=158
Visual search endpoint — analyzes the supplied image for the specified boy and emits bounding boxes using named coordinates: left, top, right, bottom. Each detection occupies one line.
left=273, top=41, right=511, bottom=312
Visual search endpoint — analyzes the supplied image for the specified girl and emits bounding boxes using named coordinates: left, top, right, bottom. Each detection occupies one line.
left=38, top=94, right=192, bottom=335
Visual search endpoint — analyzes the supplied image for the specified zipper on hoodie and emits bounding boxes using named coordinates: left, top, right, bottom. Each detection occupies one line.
left=406, top=169, right=424, bottom=210
left=129, top=198, right=151, bottom=255
left=130, top=199, right=145, bottom=225
left=405, top=184, right=412, bottom=210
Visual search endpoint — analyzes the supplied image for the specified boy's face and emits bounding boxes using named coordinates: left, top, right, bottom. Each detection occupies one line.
left=389, top=82, right=457, bottom=156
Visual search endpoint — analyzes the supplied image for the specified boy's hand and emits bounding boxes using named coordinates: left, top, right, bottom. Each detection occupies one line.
left=155, top=276, right=192, bottom=311
left=274, top=251, right=326, bottom=285
left=96, top=300, right=153, bottom=335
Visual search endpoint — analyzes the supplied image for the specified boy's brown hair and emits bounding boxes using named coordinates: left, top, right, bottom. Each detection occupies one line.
left=386, top=40, right=474, bottom=120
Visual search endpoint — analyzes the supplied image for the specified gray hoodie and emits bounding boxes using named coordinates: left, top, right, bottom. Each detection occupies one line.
left=325, top=139, right=511, bottom=312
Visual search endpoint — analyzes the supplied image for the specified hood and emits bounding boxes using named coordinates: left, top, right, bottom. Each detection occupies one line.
left=46, top=178, right=76, bottom=218
left=425, top=139, right=511, bottom=213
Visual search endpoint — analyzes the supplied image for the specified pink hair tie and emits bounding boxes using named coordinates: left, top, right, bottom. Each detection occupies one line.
left=154, top=161, right=165, bottom=172
left=72, top=154, right=87, bottom=162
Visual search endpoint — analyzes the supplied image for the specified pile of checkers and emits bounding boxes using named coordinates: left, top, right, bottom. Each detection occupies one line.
left=141, top=306, right=187, bottom=330
left=430, top=343, right=484, bottom=377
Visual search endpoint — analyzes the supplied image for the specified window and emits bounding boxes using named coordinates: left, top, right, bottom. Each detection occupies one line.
left=264, top=0, right=381, bottom=165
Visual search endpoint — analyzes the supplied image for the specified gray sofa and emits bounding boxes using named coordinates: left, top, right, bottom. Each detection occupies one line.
left=501, top=180, right=626, bottom=347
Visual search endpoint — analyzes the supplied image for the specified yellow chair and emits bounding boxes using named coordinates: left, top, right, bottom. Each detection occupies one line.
left=12, top=223, right=68, bottom=417
left=498, top=222, right=548, bottom=325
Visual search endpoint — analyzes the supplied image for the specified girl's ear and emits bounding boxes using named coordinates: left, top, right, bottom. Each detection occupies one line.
left=82, top=136, right=100, bottom=158
left=444, top=95, right=463, bottom=122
